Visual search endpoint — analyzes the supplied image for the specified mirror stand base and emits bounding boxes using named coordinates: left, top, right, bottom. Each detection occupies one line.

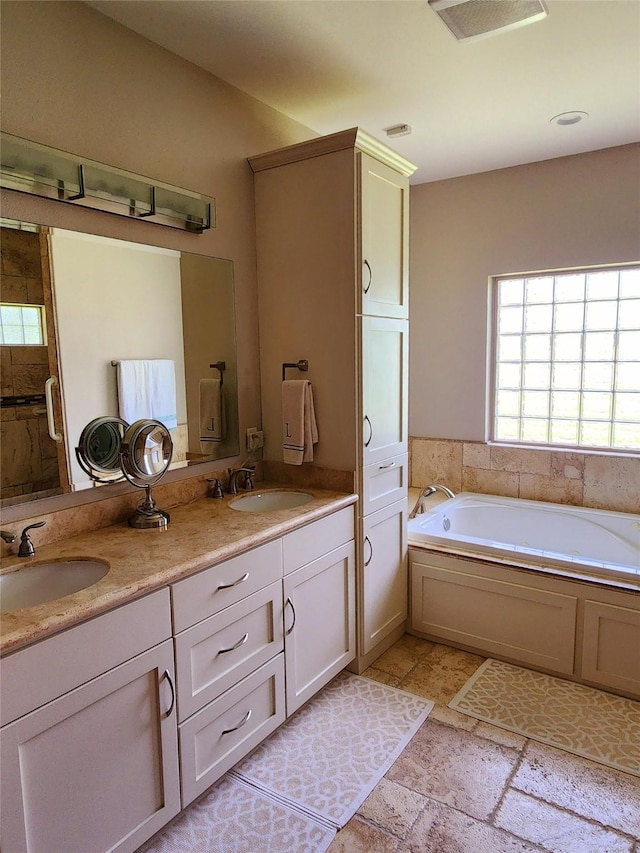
left=128, top=487, right=170, bottom=529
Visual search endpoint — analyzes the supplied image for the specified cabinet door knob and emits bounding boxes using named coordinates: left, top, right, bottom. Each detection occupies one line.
left=285, top=596, right=297, bottom=635
left=363, top=259, right=372, bottom=294
left=363, top=415, right=373, bottom=447
left=162, top=669, right=176, bottom=718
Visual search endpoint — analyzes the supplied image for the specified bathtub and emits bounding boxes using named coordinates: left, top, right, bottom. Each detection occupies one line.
left=407, top=492, right=640, bottom=585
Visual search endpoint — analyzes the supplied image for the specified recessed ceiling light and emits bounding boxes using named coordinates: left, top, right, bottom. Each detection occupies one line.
left=550, top=111, right=589, bottom=126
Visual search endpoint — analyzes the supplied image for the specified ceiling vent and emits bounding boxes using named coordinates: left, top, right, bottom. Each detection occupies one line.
left=428, top=0, right=548, bottom=42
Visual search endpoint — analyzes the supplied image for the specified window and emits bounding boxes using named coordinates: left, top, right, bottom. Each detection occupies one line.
left=0, top=303, right=46, bottom=346
left=491, top=265, right=640, bottom=452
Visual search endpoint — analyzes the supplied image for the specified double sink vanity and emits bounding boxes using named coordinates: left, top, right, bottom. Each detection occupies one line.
left=0, top=485, right=357, bottom=853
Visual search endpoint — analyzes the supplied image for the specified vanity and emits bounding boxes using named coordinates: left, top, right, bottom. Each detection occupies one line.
left=0, top=488, right=356, bottom=853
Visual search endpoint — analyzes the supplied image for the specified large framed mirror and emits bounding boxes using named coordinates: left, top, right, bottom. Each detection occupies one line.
left=0, top=220, right=240, bottom=508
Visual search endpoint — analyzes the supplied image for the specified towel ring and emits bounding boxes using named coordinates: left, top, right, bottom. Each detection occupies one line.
left=282, top=360, right=309, bottom=382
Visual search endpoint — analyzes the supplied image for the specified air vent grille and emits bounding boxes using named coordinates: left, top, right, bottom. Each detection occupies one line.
left=429, top=0, right=547, bottom=42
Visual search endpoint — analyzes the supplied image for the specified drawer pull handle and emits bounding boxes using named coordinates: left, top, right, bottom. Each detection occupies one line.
left=363, top=259, right=372, bottom=294
left=218, top=632, right=249, bottom=655
left=285, top=596, right=296, bottom=636
left=162, top=669, right=175, bottom=718
left=378, top=461, right=396, bottom=470
left=222, top=708, right=252, bottom=735
left=364, top=536, right=373, bottom=567
left=217, top=572, right=249, bottom=591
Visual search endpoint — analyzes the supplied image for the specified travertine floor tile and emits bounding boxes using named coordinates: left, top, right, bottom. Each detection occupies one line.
left=387, top=720, right=520, bottom=821
left=364, top=634, right=437, bottom=680
left=495, top=789, right=635, bottom=853
left=326, top=816, right=397, bottom=852
left=398, top=643, right=485, bottom=705
left=512, top=741, right=640, bottom=838
left=474, top=721, right=528, bottom=750
left=398, top=799, right=540, bottom=853
left=362, top=667, right=402, bottom=689
left=428, top=703, right=478, bottom=730
left=357, top=777, right=426, bottom=839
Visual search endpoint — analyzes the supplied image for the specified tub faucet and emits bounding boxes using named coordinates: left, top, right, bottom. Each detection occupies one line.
left=409, top=484, right=456, bottom=519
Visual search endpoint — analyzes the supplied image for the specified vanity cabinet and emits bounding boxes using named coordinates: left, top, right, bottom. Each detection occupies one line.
left=250, top=129, right=415, bottom=672
left=0, top=590, right=180, bottom=853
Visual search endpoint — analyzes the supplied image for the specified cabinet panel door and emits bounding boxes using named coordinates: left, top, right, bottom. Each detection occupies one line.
left=581, top=601, right=640, bottom=697
left=359, top=153, right=410, bottom=319
left=0, top=640, right=180, bottom=853
left=360, top=316, right=408, bottom=466
left=284, top=541, right=356, bottom=716
left=361, top=500, right=408, bottom=656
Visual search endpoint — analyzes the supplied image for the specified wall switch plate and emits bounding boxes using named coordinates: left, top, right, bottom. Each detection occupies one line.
left=246, top=427, right=264, bottom=450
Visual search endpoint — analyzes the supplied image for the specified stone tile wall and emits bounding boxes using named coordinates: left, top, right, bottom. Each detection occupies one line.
left=410, top=437, right=639, bottom=514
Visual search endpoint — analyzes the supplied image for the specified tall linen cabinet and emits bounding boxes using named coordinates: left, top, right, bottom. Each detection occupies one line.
left=249, top=129, right=416, bottom=671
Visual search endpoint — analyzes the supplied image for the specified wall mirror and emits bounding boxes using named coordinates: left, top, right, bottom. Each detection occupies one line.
left=0, top=221, right=240, bottom=508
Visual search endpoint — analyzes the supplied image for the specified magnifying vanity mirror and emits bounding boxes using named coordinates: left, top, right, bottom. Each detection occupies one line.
left=120, top=419, right=173, bottom=529
left=0, top=220, right=240, bottom=509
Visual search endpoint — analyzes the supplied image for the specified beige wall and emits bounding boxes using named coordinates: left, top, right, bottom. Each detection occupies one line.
left=409, top=143, right=640, bottom=441
left=0, top=0, right=314, bottom=525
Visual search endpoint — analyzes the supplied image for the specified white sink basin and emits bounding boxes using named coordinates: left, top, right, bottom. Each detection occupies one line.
left=230, top=490, right=313, bottom=513
left=0, top=559, right=109, bottom=613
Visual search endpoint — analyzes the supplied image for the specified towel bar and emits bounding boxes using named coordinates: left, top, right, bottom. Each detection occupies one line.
left=282, top=359, right=308, bottom=382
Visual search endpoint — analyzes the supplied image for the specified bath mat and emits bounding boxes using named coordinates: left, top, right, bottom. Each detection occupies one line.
left=137, top=774, right=336, bottom=853
left=230, top=671, right=434, bottom=828
left=449, top=658, right=640, bottom=777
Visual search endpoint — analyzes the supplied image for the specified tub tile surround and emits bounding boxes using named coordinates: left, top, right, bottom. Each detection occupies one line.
left=328, top=635, right=640, bottom=853
left=410, top=437, right=640, bottom=514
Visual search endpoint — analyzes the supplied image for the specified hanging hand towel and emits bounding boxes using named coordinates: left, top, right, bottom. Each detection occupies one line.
left=199, top=377, right=226, bottom=452
left=117, top=359, right=177, bottom=430
left=282, top=379, right=318, bottom=465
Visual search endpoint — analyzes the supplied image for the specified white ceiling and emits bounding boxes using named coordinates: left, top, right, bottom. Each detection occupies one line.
left=86, top=0, right=640, bottom=184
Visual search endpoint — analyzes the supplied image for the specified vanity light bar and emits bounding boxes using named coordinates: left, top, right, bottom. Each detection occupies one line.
left=0, top=132, right=214, bottom=233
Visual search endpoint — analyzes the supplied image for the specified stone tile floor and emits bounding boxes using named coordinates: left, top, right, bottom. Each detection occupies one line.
left=327, top=635, right=640, bottom=853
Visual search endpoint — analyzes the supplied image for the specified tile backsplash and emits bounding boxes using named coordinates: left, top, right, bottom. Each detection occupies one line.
left=410, top=437, right=639, bottom=514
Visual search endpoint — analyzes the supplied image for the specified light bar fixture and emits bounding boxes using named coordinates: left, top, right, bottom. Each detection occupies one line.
left=0, top=132, right=214, bottom=233
left=428, top=0, right=548, bottom=42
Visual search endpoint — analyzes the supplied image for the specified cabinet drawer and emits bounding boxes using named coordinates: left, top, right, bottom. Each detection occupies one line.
left=179, top=654, right=285, bottom=807
left=0, top=588, right=171, bottom=727
left=172, top=539, right=282, bottom=632
left=361, top=453, right=408, bottom=516
left=283, top=506, right=354, bottom=574
left=175, top=581, right=284, bottom=721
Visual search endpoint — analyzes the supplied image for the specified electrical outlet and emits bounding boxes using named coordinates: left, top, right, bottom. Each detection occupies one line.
left=246, top=427, right=264, bottom=451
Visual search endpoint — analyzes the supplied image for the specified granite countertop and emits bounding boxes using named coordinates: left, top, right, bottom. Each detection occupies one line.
left=0, top=485, right=357, bottom=656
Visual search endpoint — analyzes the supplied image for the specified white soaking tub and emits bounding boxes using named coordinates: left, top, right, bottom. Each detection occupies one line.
left=408, top=492, right=640, bottom=585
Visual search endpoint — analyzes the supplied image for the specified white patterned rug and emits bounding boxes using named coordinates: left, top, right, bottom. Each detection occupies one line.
left=140, top=672, right=433, bottom=852
left=231, top=671, right=434, bottom=828
left=449, top=658, right=640, bottom=777
left=137, top=775, right=336, bottom=853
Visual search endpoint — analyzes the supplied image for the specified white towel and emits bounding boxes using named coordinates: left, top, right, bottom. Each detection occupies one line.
left=199, top=377, right=225, bottom=451
left=282, top=379, right=318, bottom=465
left=117, top=359, right=177, bottom=430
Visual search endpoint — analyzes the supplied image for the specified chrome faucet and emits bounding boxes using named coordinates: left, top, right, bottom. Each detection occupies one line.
left=409, top=484, right=456, bottom=519
left=227, top=466, right=255, bottom=495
